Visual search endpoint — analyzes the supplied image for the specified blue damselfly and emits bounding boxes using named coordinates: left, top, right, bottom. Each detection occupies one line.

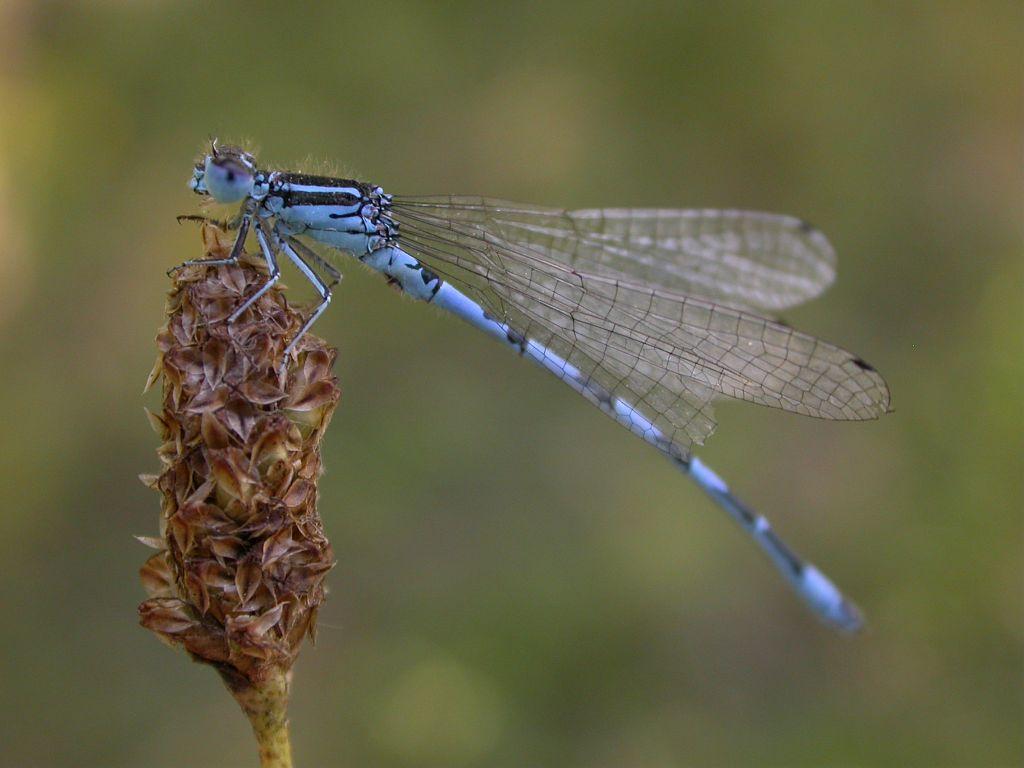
left=177, top=140, right=891, bottom=632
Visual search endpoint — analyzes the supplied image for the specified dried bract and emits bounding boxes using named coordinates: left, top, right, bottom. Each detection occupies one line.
left=139, top=225, right=339, bottom=687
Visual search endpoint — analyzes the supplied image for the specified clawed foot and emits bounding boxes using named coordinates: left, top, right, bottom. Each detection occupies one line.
left=167, top=256, right=239, bottom=277
left=176, top=214, right=233, bottom=229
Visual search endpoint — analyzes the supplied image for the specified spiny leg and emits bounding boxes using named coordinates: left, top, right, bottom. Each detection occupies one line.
left=228, top=221, right=281, bottom=323
left=286, top=235, right=342, bottom=289
left=278, top=233, right=333, bottom=371
left=168, top=205, right=252, bottom=275
left=176, top=212, right=263, bottom=263
left=175, top=214, right=231, bottom=229
left=175, top=207, right=249, bottom=231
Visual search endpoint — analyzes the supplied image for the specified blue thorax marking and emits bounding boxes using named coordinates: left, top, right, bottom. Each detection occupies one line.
left=259, top=173, right=399, bottom=259
left=252, top=171, right=430, bottom=297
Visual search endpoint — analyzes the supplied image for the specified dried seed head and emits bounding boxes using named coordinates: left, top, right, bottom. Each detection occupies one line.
left=139, top=224, right=339, bottom=685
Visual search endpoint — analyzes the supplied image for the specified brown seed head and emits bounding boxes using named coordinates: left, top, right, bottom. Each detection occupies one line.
left=139, top=224, right=339, bottom=684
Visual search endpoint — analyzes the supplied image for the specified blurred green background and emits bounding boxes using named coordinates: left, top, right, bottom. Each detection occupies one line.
left=0, top=2, right=1020, bottom=766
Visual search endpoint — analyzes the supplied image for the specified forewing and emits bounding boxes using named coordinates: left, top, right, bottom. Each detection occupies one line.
left=396, top=217, right=720, bottom=452
left=393, top=198, right=889, bottom=456
left=394, top=196, right=837, bottom=312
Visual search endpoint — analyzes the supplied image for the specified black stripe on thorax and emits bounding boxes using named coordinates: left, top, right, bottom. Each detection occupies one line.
left=284, top=190, right=362, bottom=207
left=277, top=172, right=370, bottom=189
left=274, top=173, right=373, bottom=207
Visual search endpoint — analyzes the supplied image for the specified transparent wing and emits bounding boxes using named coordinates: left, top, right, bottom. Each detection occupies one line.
left=395, top=214, right=717, bottom=450
left=392, top=197, right=890, bottom=455
left=394, top=196, right=837, bottom=312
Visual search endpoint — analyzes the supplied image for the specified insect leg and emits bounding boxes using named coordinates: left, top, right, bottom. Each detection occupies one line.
left=227, top=220, right=281, bottom=323
left=285, top=235, right=343, bottom=289
left=176, top=214, right=230, bottom=229
left=277, top=232, right=333, bottom=370
left=168, top=205, right=253, bottom=275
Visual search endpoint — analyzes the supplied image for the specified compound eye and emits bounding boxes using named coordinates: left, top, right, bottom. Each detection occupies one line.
left=204, top=157, right=254, bottom=203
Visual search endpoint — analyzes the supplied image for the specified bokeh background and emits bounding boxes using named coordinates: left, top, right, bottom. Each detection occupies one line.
left=0, top=2, right=1020, bottom=766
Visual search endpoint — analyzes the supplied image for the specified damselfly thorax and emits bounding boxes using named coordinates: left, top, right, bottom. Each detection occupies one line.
left=262, top=174, right=395, bottom=253
left=175, top=139, right=891, bottom=633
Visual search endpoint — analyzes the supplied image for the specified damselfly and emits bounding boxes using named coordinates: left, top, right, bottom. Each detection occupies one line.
left=178, top=140, right=890, bottom=632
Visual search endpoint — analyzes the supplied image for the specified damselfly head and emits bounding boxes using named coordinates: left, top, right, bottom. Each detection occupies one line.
left=190, top=141, right=258, bottom=203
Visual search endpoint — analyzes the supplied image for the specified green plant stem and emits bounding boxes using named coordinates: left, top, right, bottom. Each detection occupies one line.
left=220, top=667, right=293, bottom=768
